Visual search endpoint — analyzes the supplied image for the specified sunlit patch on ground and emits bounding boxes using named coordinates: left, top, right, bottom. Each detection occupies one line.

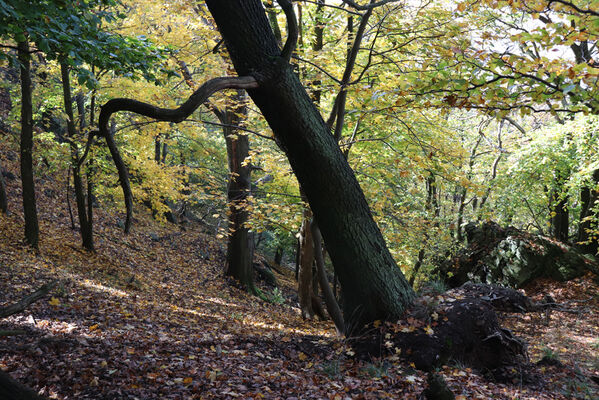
left=0, top=162, right=598, bottom=399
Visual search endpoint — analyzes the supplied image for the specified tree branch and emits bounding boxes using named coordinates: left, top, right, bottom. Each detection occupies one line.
left=340, top=0, right=400, bottom=10
left=278, top=0, right=298, bottom=62
left=0, top=281, right=57, bottom=319
left=96, top=76, right=258, bottom=233
left=549, top=0, right=599, bottom=16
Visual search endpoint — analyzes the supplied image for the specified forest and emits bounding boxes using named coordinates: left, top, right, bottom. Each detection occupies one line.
left=0, top=0, right=598, bottom=398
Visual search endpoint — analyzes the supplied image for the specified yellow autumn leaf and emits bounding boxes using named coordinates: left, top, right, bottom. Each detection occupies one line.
left=48, top=297, right=60, bottom=306
left=89, top=324, right=99, bottom=331
left=183, top=377, right=193, bottom=385
left=298, top=352, right=307, bottom=361
left=425, top=325, right=434, bottom=335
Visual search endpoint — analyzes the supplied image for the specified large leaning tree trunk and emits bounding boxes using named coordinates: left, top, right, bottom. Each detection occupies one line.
left=96, top=0, right=414, bottom=334
left=205, top=0, right=414, bottom=333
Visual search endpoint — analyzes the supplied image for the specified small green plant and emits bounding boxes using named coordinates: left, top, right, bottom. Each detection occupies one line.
left=319, top=359, right=341, bottom=379
left=362, top=360, right=390, bottom=379
left=418, top=279, right=448, bottom=296
left=269, top=287, right=285, bottom=305
left=540, top=345, right=559, bottom=361
left=54, top=281, right=67, bottom=298
left=561, top=370, right=594, bottom=399
left=591, top=338, right=599, bottom=350
left=231, top=312, right=243, bottom=321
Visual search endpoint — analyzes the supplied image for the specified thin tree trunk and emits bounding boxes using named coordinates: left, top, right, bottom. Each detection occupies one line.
left=66, top=169, right=75, bottom=229
left=477, top=123, right=503, bottom=217
left=456, top=137, right=482, bottom=243
left=274, top=245, right=284, bottom=265
left=296, top=3, right=324, bottom=317
left=577, top=170, right=599, bottom=254
left=409, top=172, right=438, bottom=286
left=549, top=168, right=570, bottom=242
left=312, top=220, right=344, bottom=332
left=60, top=62, right=94, bottom=251
left=18, top=39, right=39, bottom=249
left=298, top=204, right=315, bottom=319
left=0, top=159, right=7, bottom=214
left=223, top=91, right=255, bottom=293
left=551, top=193, right=569, bottom=242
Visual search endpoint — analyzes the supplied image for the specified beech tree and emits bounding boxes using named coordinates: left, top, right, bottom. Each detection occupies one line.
left=98, top=0, right=415, bottom=333
left=1, top=0, right=171, bottom=249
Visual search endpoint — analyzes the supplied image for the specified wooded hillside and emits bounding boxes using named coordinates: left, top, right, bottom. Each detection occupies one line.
left=1, top=0, right=598, bottom=398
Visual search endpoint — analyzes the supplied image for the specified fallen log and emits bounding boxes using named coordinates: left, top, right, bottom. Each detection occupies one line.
left=0, top=281, right=57, bottom=319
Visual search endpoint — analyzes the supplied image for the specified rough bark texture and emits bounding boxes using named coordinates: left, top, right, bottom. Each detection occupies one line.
left=205, top=0, right=415, bottom=333
left=223, top=91, right=255, bottom=293
left=0, top=159, right=7, bottom=214
left=298, top=209, right=315, bottom=319
left=439, top=221, right=595, bottom=289
left=18, top=40, right=39, bottom=248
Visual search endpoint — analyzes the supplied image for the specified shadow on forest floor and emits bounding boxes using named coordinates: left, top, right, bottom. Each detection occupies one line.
left=1, top=150, right=598, bottom=399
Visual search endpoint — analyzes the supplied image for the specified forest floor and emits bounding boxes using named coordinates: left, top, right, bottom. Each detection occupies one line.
left=1, top=149, right=598, bottom=399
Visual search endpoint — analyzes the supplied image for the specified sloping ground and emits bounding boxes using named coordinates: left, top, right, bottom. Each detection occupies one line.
left=500, top=274, right=599, bottom=398
left=1, top=149, right=598, bottom=399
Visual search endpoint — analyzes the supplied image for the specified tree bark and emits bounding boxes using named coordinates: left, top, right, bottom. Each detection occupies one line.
left=18, top=39, right=39, bottom=249
left=312, top=220, right=344, bottom=332
left=456, top=137, right=482, bottom=243
left=298, top=205, right=315, bottom=319
left=0, top=159, right=7, bottom=214
left=550, top=178, right=569, bottom=243
left=577, top=169, right=599, bottom=254
left=205, top=0, right=415, bottom=333
left=60, top=62, right=94, bottom=251
left=223, top=91, right=256, bottom=293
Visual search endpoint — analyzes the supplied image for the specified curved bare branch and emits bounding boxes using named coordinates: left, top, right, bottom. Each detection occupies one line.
left=96, top=76, right=258, bottom=233
left=277, top=0, right=298, bottom=62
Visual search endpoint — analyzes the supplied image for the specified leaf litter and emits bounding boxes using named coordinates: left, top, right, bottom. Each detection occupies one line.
left=0, top=153, right=597, bottom=399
